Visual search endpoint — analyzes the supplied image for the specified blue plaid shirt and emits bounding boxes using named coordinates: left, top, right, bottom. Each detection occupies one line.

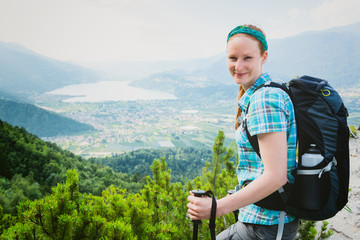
left=235, top=73, right=297, bottom=225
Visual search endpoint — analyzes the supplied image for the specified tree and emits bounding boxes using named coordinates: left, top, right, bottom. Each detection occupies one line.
left=1, top=170, right=136, bottom=239
left=0, top=129, right=334, bottom=239
left=140, top=157, right=192, bottom=239
left=296, top=221, right=333, bottom=240
left=1, top=163, right=192, bottom=239
left=201, top=130, right=237, bottom=197
left=188, top=130, right=238, bottom=238
left=349, top=124, right=357, bottom=138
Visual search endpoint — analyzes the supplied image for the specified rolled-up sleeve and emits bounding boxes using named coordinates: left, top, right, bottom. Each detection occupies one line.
left=247, top=88, right=289, bottom=136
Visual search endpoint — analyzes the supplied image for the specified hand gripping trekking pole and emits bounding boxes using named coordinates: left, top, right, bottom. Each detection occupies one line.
left=191, top=190, right=206, bottom=240
left=191, top=190, right=217, bottom=240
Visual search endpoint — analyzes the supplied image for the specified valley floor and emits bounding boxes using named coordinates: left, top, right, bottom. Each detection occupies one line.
left=39, top=98, right=237, bottom=158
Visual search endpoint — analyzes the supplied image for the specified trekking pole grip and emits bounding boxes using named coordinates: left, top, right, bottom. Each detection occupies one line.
left=191, top=189, right=206, bottom=240
left=191, top=189, right=206, bottom=224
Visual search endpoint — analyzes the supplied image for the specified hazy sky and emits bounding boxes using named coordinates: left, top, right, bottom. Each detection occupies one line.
left=1, top=0, right=360, bottom=63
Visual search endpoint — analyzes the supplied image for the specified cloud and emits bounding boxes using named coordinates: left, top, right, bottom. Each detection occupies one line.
left=266, top=7, right=307, bottom=39
left=310, top=0, right=360, bottom=26
left=2, top=0, right=360, bottom=62
left=287, top=8, right=301, bottom=21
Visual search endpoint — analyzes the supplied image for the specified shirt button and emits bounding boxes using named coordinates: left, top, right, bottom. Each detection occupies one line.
left=260, top=208, right=265, bottom=212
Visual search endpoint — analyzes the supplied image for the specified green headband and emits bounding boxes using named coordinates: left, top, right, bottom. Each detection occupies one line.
left=227, top=25, right=268, bottom=51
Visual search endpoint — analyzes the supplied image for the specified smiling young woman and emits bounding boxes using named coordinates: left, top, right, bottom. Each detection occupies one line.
left=187, top=24, right=299, bottom=240
left=227, top=32, right=268, bottom=89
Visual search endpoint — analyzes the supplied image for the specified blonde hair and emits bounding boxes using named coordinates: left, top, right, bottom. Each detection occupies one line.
left=234, top=85, right=245, bottom=130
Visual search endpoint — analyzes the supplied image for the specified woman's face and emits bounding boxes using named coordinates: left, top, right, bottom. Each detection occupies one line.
left=227, top=34, right=268, bottom=90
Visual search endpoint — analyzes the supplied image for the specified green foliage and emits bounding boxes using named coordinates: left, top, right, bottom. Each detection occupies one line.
left=204, top=130, right=237, bottom=197
left=95, top=147, right=217, bottom=183
left=1, top=131, right=235, bottom=239
left=296, top=220, right=333, bottom=240
left=0, top=206, right=15, bottom=237
left=1, top=165, right=191, bottom=239
left=1, top=170, right=139, bottom=239
left=140, top=157, right=192, bottom=239
left=349, top=124, right=357, bottom=138
left=0, top=120, right=143, bottom=215
left=187, top=130, right=238, bottom=238
left=319, top=221, right=333, bottom=239
left=0, top=127, right=336, bottom=239
left=0, top=173, right=42, bottom=214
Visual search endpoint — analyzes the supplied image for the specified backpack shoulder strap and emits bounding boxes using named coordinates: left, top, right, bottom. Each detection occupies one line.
left=245, top=82, right=290, bottom=158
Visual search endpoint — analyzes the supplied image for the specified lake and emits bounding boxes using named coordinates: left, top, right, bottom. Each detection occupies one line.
left=46, top=81, right=177, bottom=102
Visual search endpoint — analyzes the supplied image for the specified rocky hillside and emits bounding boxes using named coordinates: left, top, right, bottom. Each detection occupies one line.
left=327, top=138, right=360, bottom=239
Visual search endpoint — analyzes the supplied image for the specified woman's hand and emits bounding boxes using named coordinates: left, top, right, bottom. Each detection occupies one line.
left=187, top=191, right=213, bottom=220
left=186, top=131, right=289, bottom=222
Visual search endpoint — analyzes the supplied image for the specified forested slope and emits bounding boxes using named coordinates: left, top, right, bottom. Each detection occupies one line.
left=0, top=130, right=239, bottom=239
left=0, top=99, right=95, bottom=137
left=0, top=120, right=142, bottom=215
left=95, top=147, right=226, bottom=183
left=0, top=126, right=335, bottom=239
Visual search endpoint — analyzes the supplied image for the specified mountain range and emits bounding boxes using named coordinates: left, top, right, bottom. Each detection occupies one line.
left=0, top=42, right=101, bottom=137
left=0, top=41, right=101, bottom=98
left=130, top=22, right=360, bottom=98
left=0, top=99, right=95, bottom=137
left=1, top=22, right=360, bottom=100
left=0, top=22, right=359, bottom=137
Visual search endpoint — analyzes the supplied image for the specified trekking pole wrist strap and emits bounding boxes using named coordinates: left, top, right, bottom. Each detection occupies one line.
left=205, top=190, right=217, bottom=240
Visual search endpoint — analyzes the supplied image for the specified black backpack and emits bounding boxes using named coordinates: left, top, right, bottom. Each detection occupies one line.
left=244, top=75, right=350, bottom=221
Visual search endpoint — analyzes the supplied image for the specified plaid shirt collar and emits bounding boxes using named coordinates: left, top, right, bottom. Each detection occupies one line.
left=238, top=73, right=272, bottom=112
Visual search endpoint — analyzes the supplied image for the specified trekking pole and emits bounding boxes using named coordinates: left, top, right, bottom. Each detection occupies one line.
left=191, top=189, right=206, bottom=240
left=227, top=189, right=239, bottom=222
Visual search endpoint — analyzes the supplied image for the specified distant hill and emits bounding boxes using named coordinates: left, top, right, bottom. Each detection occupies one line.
left=129, top=69, right=237, bottom=99
left=266, top=25, right=360, bottom=87
left=0, top=41, right=101, bottom=97
left=0, top=119, right=142, bottom=214
left=130, top=22, right=360, bottom=99
left=82, top=54, right=224, bottom=79
left=0, top=89, right=25, bottom=103
left=195, top=22, right=360, bottom=88
left=0, top=99, right=95, bottom=137
left=96, top=147, right=214, bottom=183
left=2, top=22, right=359, bottom=100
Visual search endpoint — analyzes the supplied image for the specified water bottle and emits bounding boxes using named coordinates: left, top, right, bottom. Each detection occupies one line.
left=298, top=144, right=325, bottom=210
left=301, top=144, right=323, bottom=167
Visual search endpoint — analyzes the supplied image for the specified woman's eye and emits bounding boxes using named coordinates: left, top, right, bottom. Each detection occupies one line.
left=229, top=57, right=237, bottom=61
left=244, top=56, right=252, bottom=60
